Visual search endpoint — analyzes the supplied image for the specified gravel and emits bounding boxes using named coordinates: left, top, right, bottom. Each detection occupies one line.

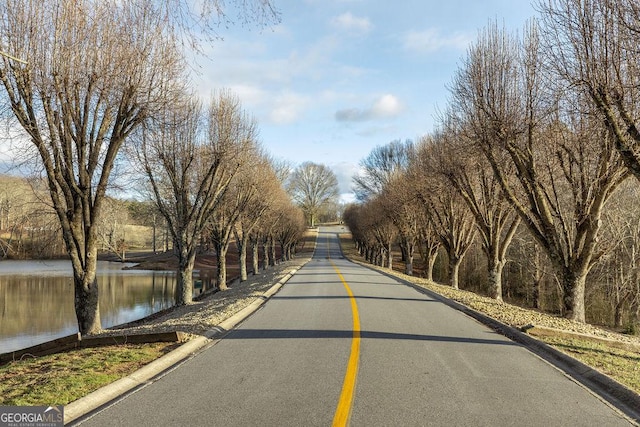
left=382, top=267, right=640, bottom=346
left=96, top=257, right=311, bottom=339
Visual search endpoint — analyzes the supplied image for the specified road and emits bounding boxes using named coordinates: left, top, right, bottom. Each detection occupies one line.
left=76, top=226, right=633, bottom=426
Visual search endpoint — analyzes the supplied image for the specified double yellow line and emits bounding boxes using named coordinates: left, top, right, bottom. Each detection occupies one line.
left=328, top=236, right=361, bottom=427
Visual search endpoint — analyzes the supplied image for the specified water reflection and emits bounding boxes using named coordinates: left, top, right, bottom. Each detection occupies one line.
left=0, top=260, right=188, bottom=354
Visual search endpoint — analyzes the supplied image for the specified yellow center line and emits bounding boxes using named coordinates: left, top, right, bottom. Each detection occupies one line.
left=328, top=235, right=361, bottom=427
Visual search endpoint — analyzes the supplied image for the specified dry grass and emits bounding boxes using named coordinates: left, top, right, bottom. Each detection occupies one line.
left=537, top=335, right=640, bottom=393
left=0, top=342, right=178, bottom=406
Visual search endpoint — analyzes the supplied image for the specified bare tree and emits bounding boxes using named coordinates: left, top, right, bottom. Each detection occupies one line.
left=233, top=155, right=282, bottom=281
left=354, top=140, right=418, bottom=275
left=0, top=0, right=187, bottom=334
left=250, top=200, right=280, bottom=273
left=348, top=200, right=393, bottom=267
left=343, top=202, right=390, bottom=267
left=352, top=139, right=414, bottom=202
left=412, top=137, right=477, bottom=289
left=436, top=120, right=521, bottom=301
left=139, top=91, right=256, bottom=304
left=242, top=156, right=294, bottom=273
left=205, top=137, right=261, bottom=291
left=0, top=0, right=277, bottom=334
left=275, top=204, right=306, bottom=261
left=417, top=219, right=442, bottom=282
left=450, top=20, right=629, bottom=321
left=288, top=162, right=339, bottom=227
left=377, top=176, right=421, bottom=275
left=351, top=142, right=442, bottom=280
left=343, top=204, right=369, bottom=259
left=592, top=181, right=640, bottom=327
left=538, top=0, right=640, bottom=180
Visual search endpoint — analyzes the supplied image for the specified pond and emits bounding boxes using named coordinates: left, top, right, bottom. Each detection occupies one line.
left=0, top=260, right=202, bottom=354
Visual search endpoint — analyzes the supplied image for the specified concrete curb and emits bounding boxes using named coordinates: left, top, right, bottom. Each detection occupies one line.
left=64, top=262, right=308, bottom=425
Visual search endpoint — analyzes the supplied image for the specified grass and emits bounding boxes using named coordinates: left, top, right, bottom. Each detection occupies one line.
left=538, top=335, right=640, bottom=394
left=0, top=342, right=178, bottom=406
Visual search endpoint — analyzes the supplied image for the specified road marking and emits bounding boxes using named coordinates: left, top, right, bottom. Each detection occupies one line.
left=328, top=235, right=361, bottom=427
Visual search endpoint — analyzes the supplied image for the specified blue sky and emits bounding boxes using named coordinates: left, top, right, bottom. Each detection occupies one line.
left=193, top=1, right=537, bottom=202
left=0, top=1, right=536, bottom=201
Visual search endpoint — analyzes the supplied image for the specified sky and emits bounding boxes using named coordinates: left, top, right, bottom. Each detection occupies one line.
left=193, top=0, right=537, bottom=202
left=0, top=1, right=537, bottom=202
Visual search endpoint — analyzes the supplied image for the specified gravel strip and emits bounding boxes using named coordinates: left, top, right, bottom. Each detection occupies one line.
left=367, top=263, right=640, bottom=346
left=96, top=257, right=311, bottom=339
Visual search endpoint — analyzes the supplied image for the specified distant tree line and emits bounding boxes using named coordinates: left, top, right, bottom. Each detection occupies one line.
left=345, top=0, right=640, bottom=331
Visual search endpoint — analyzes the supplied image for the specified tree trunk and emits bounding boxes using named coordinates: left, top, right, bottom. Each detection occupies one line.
left=262, top=238, right=270, bottom=270
left=73, top=260, right=101, bottom=335
left=561, top=268, right=587, bottom=323
left=387, top=240, right=393, bottom=270
left=67, top=223, right=102, bottom=335
left=238, top=235, right=248, bottom=282
left=270, top=236, right=277, bottom=265
left=425, top=251, right=438, bottom=282
left=217, top=244, right=228, bottom=291
left=532, top=278, right=541, bottom=310
left=532, top=245, right=542, bottom=309
left=449, top=253, right=461, bottom=289
left=487, top=256, right=504, bottom=302
left=614, top=301, right=625, bottom=328
left=176, top=252, right=195, bottom=305
left=251, top=240, right=260, bottom=275
left=405, top=242, right=414, bottom=276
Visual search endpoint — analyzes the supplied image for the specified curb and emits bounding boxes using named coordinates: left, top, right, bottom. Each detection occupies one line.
left=64, top=262, right=309, bottom=425
left=395, top=277, right=640, bottom=424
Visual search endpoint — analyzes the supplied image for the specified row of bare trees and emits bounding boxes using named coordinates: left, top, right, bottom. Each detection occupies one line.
left=135, top=90, right=306, bottom=305
left=0, top=0, right=286, bottom=335
left=346, top=0, right=640, bottom=328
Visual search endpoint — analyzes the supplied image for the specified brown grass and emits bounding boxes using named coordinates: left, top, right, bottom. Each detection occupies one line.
left=0, top=342, right=179, bottom=406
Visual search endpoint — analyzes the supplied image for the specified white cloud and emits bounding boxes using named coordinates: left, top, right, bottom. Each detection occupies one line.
left=226, top=84, right=268, bottom=108
left=330, top=161, right=359, bottom=200
left=330, top=12, right=372, bottom=34
left=402, top=28, right=473, bottom=54
left=371, top=94, right=403, bottom=118
left=268, top=92, right=310, bottom=124
left=335, top=94, right=404, bottom=122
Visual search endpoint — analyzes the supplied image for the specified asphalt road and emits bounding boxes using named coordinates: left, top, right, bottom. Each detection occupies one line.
left=76, top=226, right=633, bottom=426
